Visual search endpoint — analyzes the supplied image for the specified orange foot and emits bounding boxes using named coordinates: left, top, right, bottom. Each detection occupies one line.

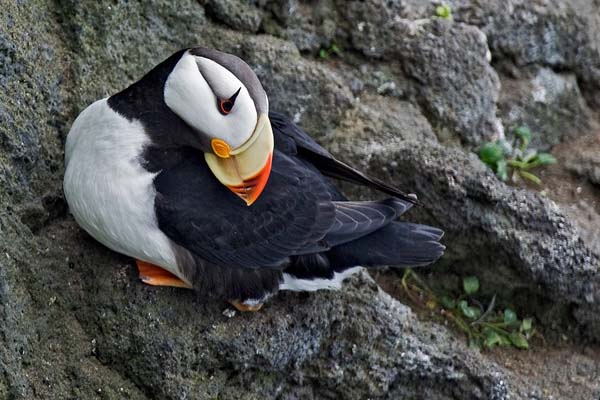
left=228, top=300, right=264, bottom=312
left=136, top=260, right=192, bottom=289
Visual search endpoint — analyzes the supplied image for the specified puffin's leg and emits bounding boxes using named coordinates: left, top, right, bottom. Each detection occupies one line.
left=228, top=300, right=264, bottom=312
left=136, top=260, right=193, bottom=289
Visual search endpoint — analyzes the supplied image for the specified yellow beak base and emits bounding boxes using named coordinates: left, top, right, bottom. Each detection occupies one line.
left=204, top=114, right=274, bottom=206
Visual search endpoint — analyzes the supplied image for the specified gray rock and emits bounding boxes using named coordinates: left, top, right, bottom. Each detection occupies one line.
left=326, top=94, right=437, bottom=167
left=205, top=0, right=263, bottom=33
left=266, top=0, right=339, bottom=53
left=339, top=10, right=502, bottom=147
left=329, top=133, right=600, bottom=340
left=237, top=35, right=355, bottom=138
left=254, top=0, right=298, bottom=26
left=451, top=0, right=600, bottom=108
left=2, top=0, right=600, bottom=397
left=564, top=134, right=600, bottom=186
left=2, top=0, right=521, bottom=397
left=498, top=67, right=597, bottom=150
left=564, top=200, right=600, bottom=258
left=1, top=214, right=528, bottom=398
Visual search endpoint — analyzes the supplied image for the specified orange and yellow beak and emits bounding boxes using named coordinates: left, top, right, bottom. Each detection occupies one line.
left=204, top=114, right=274, bottom=206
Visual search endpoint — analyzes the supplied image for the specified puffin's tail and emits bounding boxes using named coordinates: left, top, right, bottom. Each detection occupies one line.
left=280, top=221, right=444, bottom=291
left=326, top=222, right=445, bottom=270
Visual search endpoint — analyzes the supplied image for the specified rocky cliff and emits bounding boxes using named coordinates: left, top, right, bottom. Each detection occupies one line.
left=1, top=0, right=599, bottom=398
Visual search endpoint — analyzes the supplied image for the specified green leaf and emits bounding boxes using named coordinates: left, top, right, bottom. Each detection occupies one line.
left=519, top=170, right=542, bottom=185
left=483, top=328, right=503, bottom=348
left=330, top=44, right=341, bottom=54
left=514, top=126, right=532, bottom=144
left=522, top=150, right=538, bottom=164
left=498, top=334, right=512, bottom=346
left=435, top=4, right=452, bottom=19
left=520, top=318, right=533, bottom=332
left=440, top=295, right=456, bottom=309
left=496, top=159, right=508, bottom=181
left=536, top=153, right=557, bottom=165
left=463, top=276, right=480, bottom=295
left=479, top=142, right=504, bottom=166
left=459, top=300, right=481, bottom=320
left=503, top=308, right=518, bottom=325
left=509, top=332, right=529, bottom=349
left=507, top=159, right=527, bottom=170
left=319, top=49, right=328, bottom=59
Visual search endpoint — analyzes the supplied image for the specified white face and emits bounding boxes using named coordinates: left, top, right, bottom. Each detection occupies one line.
left=163, top=51, right=258, bottom=149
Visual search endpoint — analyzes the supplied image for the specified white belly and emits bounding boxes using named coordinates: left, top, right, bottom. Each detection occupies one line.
left=63, top=99, right=181, bottom=277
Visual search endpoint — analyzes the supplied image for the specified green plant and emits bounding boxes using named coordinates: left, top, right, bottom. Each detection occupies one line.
left=479, top=126, right=557, bottom=185
left=318, top=44, right=341, bottom=59
left=401, top=270, right=536, bottom=349
left=435, top=4, right=452, bottom=19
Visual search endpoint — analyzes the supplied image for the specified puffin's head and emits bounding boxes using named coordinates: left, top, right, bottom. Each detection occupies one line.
left=164, top=48, right=273, bottom=206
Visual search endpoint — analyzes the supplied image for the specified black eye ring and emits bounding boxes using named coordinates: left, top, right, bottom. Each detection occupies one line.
left=218, top=87, right=241, bottom=116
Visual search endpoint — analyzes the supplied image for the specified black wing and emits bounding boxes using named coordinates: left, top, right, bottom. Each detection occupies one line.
left=154, top=113, right=417, bottom=270
left=155, top=150, right=336, bottom=269
left=270, top=112, right=420, bottom=206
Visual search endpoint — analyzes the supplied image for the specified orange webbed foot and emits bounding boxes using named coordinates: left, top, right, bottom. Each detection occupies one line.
left=136, top=260, right=192, bottom=289
left=228, top=300, right=264, bottom=312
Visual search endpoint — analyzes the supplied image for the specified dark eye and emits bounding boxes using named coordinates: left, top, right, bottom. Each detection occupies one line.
left=218, top=99, right=234, bottom=115
left=217, top=87, right=241, bottom=116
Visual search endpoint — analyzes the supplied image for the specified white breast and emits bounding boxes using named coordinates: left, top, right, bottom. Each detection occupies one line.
left=63, top=99, right=183, bottom=278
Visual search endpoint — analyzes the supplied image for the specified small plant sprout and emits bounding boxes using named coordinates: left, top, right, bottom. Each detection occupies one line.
left=401, top=270, right=536, bottom=350
left=435, top=4, right=452, bottom=20
left=479, top=126, right=557, bottom=185
left=319, top=44, right=342, bottom=59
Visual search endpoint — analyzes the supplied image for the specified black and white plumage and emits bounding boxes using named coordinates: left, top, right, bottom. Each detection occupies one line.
left=63, top=47, right=444, bottom=309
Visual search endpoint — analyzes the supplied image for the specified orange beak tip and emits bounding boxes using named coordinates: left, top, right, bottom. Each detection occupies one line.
left=226, top=152, right=273, bottom=206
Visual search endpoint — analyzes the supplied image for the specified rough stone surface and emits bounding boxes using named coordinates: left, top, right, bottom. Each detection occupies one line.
left=454, top=0, right=600, bottom=108
left=564, top=134, right=600, bottom=186
left=327, top=94, right=437, bottom=159
left=372, top=0, right=600, bottom=108
left=498, top=67, right=598, bottom=150
left=259, top=1, right=504, bottom=147
left=330, top=134, right=600, bottom=340
left=238, top=35, right=355, bottom=138
left=0, top=0, right=517, bottom=397
left=204, top=0, right=263, bottom=33
left=2, top=0, right=600, bottom=398
left=340, top=11, right=502, bottom=147
left=51, top=220, right=526, bottom=399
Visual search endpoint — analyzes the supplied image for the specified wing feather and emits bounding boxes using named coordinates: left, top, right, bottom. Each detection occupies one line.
left=154, top=114, right=419, bottom=271
left=270, top=111, right=420, bottom=205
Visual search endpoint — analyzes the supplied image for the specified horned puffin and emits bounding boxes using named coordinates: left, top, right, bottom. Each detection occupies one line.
left=63, top=47, right=445, bottom=311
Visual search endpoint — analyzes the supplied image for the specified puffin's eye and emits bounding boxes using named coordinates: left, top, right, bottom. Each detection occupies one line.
left=217, top=87, right=242, bottom=116
left=218, top=99, right=233, bottom=115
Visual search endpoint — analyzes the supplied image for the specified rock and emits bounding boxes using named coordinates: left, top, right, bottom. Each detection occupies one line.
left=204, top=0, right=263, bottom=33
left=0, top=216, right=530, bottom=399
left=564, top=200, right=600, bottom=258
left=2, top=0, right=600, bottom=397
left=498, top=67, right=597, bottom=150
left=326, top=94, right=437, bottom=167
left=452, top=0, right=600, bottom=108
left=389, top=20, right=501, bottom=148
left=238, top=35, right=355, bottom=138
left=329, top=133, right=600, bottom=340
left=338, top=9, right=502, bottom=147
left=276, top=1, right=337, bottom=55
left=258, top=1, right=503, bottom=147
left=3, top=0, right=515, bottom=397
left=564, top=134, right=600, bottom=187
